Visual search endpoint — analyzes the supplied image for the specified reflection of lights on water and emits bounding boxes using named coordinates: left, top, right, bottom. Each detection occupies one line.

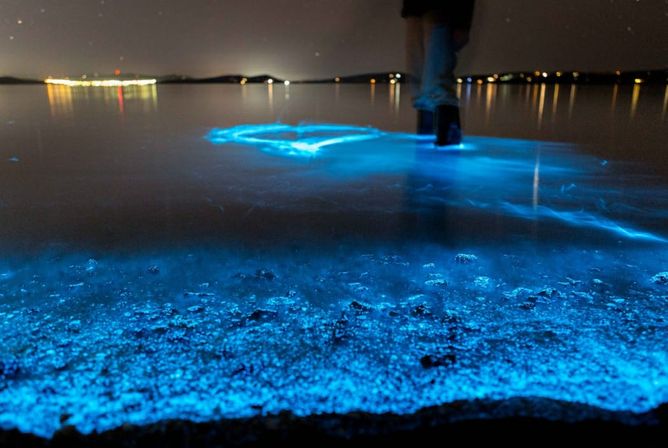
left=117, top=86, right=124, bottom=114
left=530, top=84, right=539, bottom=113
left=484, top=83, right=494, bottom=126
left=45, top=78, right=157, bottom=87
left=630, top=84, right=640, bottom=119
left=568, top=84, right=577, bottom=119
left=46, top=84, right=73, bottom=117
left=662, top=85, right=668, bottom=121
left=267, top=84, right=274, bottom=113
left=611, top=84, right=619, bottom=113
left=46, top=84, right=158, bottom=116
left=393, top=83, right=401, bottom=115
left=537, top=83, right=546, bottom=130
left=551, top=84, right=560, bottom=121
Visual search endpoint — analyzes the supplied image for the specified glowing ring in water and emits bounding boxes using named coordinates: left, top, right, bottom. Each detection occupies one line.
left=207, top=123, right=387, bottom=156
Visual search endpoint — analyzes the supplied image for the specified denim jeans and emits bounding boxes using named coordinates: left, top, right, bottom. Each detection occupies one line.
left=405, top=13, right=460, bottom=111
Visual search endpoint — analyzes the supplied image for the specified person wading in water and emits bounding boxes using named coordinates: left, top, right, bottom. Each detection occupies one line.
left=402, top=0, right=476, bottom=146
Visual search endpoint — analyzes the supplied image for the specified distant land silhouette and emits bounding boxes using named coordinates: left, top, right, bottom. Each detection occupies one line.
left=0, top=76, right=42, bottom=84
left=1, top=70, right=666, bottom=85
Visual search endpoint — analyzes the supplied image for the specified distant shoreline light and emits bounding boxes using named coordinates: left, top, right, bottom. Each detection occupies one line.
left=44, top=78, right=157, bottom=87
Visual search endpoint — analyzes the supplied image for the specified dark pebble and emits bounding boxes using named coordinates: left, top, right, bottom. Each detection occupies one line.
left=420, top=353, right=457, bottom=368
left=411, top=304, right=432, bottom=317
left=519, top=302, right=536, bottom=311
left=349, top=300, right=372, bottom=313
left=248, top=309, right=278, bottom=322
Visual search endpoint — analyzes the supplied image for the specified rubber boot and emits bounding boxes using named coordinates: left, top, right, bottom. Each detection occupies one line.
left=435, top=105, right=462, bottom=146
left=416, top=109, right=434, bottom=135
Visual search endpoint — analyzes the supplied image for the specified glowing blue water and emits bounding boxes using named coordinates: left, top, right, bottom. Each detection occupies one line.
left=1, top=123, right=667, bottom=438
left=208, top=123, right=667, bottom=243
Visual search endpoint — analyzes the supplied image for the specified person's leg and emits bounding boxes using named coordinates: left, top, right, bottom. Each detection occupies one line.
left=405, top=17, right=433, bottom=134
left=421, top=13, right=462, bottom=146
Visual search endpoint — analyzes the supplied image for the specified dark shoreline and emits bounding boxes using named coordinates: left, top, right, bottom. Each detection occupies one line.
left=2, top=398, right=666, bottom=448
left=2, top=69, right=667, bottom=86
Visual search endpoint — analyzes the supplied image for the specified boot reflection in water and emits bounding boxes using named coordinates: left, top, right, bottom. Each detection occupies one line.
left=403, top=0, right=476, bottom=147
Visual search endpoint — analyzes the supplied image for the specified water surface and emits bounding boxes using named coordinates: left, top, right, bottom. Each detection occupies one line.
left=0, top=83, right=667, bottom=437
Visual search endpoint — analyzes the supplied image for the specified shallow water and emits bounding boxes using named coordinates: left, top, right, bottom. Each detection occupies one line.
left=0, top=84, right=667, bottom=437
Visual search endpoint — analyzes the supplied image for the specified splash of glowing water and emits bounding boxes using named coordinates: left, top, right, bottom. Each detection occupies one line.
left=207, top=123, right=666, bottom=243
left=207, top=123, right=472, bottom=156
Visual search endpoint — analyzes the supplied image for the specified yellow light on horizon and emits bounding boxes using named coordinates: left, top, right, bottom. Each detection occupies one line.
left=476, top=79, right=484, bottom=85
left=542, top=72, right=548, bottom=78
left=44, top=78, right=157, bottom=87
left=486, top=76, right=495, bottom=83
left=457, top=78, right=463, bottom=84
left=390, top=78, right=397, bottom=85
left=334, top=77, right=341, bottom=83
left=370, top=78, right=376, bottom=84
left=240, top=77, right=248, bottom=85
left=556, top=71, right=563, bottom=77
left=634, top=78, right=643, bottom=84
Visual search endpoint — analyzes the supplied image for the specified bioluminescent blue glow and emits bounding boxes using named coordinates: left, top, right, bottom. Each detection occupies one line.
left=500, top=203, right=667, bottom=243
left=0, top=245, right=667, bottom=437
left=206, top=123, right=666, bottom=243
left=1, top=123, right=666, bottom=439
left=207, top=123, right=386, bottom=156
left=207, top=123, right=477, bottom=157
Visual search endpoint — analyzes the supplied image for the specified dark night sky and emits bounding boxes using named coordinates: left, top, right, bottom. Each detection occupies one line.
left=1, top=0, right=667, bottom=79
